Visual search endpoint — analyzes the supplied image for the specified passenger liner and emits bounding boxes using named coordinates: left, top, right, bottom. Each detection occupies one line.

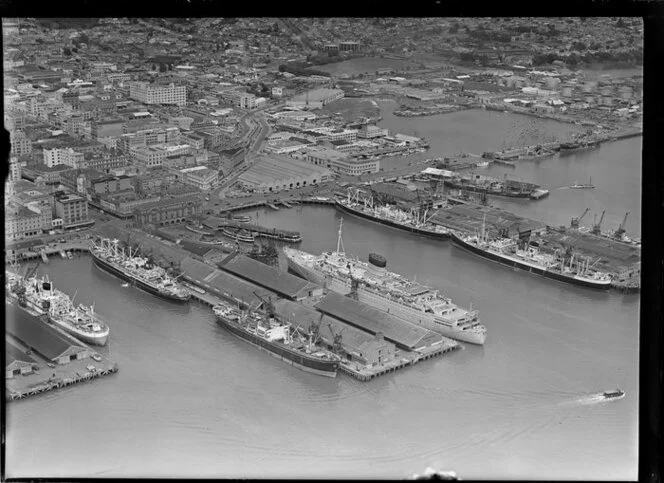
left=336, top=190, right=449, bottom=240
left=213, top=301, right=340, bottom=377
left=91, top=238, right=191, bottom=303
left=7, top=270, right=110, bottom=346
left=283, top=219, right=486, bottom=345
left=450, top=218, right=612, bottom=290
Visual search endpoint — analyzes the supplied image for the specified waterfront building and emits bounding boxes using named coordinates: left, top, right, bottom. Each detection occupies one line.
left=235, top=154, right=331, bottom=194
left=129, top=82, right=187, bottom=106
left=302, top=148, right=380, bottom=176
left=4, top=200, right=52, bottom=242
left=286, top=88, right=344, bottom=110
left=6, top=306, right=90, bottom=366
left=6, top=343, right=36, bottom=379
left=54, top=192, right=91, bottom=230
left=134, top=195, right=203, bottom=227
left=219, top=253, right=323, bottom=302
left=358, top=125, right=388, bottom=139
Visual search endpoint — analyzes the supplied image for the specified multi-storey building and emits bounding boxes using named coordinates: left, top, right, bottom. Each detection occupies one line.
left=177, top=166, right=219, bottom=191
left=43, top=147, right=85, bottom=168
left=5, top=201, right=51, bottom=241
left=220, top=90, right=257, bottom=109
left=54, top=192, right=91, bottom=229
left=9, top=130, right=32, bottom=156
left=129, top=82, right=187, bottom=106
left=302, top=148, right=379, bottom=175
left=134, top=195, right=203, bottom=227
left=83, top=151, right=129, bottom=173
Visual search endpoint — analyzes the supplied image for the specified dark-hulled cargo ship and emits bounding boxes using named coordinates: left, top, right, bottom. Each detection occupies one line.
left=449, top=223, right=612, bottom=290
left=91, top=238, right=191, bottom=303
left=336, top=193, right=449, bottom=240
left=213, top=302, right=340, bottom=377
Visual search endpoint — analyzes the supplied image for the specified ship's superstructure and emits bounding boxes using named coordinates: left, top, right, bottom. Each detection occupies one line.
left=6, top=269, right=110, bottom=346
left=450, top=216, right=612, bottom=289
left=213, top=300, right=340, bottom=377
left=284, top=219, right=486, bottom=345
left=336, top=189, right=449, bottom=240
left=90, top=238, right=191, bottom=303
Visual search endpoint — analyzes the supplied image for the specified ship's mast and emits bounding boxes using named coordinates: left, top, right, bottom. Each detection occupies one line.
left=336, top=218, right=345, bottom=254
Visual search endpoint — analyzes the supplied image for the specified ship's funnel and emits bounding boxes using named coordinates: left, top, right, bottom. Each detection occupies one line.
left=367, top=253, right=387, bottom=276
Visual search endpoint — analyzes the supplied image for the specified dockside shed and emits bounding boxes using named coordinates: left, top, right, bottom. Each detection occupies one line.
left=6, top=305, right=90, bottom=365
left=219, top=254, right=323, bottom=301
left=6, top=342, right=37, bottom=379
left=272, top=299, right=397, bottom=365
left=180, top=256, right=272, bottom=308
left=314, top=292, right=445, bottom=351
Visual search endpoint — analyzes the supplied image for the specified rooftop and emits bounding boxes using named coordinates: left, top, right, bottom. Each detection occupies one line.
left=314, top=292, right=444, bottom=350
left=219, top=254, right=317, bottom=300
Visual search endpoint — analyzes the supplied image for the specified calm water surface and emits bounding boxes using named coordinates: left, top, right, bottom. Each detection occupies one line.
left=6, top=99, right=640, bottom=480
left=7, top=205, right=638, bottom=479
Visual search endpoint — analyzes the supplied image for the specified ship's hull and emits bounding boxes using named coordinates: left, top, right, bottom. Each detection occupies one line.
left=215, top=315, right=338, bottom=377
left=336, top=202, right=450, bottom=240
left=49, top=317, right=109, bottom=346
left=444, top=181, right=532, bottom=198
left=284, top=251, right=486, bottom=345
left=450, top=232, right=611, bottom=290
left=91, top=253, right=190, bottom=303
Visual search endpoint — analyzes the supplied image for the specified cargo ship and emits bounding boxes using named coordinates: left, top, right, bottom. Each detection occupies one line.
left=213, top=301, right=340, bottom=377
left=90, top=238, right=191, bottom=303
left=443, top=174, right=537, bottom=198
left=449, top=218, right=612, bottom=290
left=602, top=388, right=625, bottom=400
left=284, top=219, right=486, bottom=345
left=336, top=191, right=450, bottom=240
left=7, top=270, right=110, bottom=345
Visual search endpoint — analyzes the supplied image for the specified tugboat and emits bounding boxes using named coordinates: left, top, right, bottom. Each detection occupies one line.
left=602, top=388, right=625, bottom=400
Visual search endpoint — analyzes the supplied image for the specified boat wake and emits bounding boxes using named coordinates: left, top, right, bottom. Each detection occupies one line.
left=559, top=392, right=621, bottom=407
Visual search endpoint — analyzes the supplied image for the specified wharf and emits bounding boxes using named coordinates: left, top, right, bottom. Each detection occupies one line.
left=6, top=241, right=90, bottom=263
left=432, top=204, right=547, bottom=236
left=536, top=229, right=641, bottom=274
left=217, top=196, right=335, bottom=214
left=272, top=299, right=458, bottom=382
left=314, top=292, right=459, bottom=353
left=202, top=216, right=301, bottom=239
left=6, top=304, right=118, bottom=402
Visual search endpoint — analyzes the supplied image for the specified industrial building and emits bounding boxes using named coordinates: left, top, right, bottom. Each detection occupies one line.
left=6, top=305, right=90, bottom=365
left=6, top=341, right=36, bottom=379
left=272, top=299, right=397, bottom=366
left=286, top=88, right=344, bottom=109
left=129, top=82, right=187, bottom=106
left=314, top=292, right=446, bottom=352
left=179, top=256, right=272, bottom=307
left=219, top=254, right=323, bottom=301
left=235, top=154, right=332, bottom=194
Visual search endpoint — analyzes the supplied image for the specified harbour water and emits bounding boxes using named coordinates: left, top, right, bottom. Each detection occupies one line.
left=6, top=106, right=640, bottom=479
left=6, top=206, right=638, bottom=479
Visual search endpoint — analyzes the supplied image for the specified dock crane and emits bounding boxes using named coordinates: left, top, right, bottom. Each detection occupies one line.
left=327, top=323, right=345, bottom=355
left=613, top=211, right=630, bottom=240
left=591, top=210, right=605, bottom=235
left=252, top=291, right=275, bottom=318
left=570, top=208, right=590, bottom=229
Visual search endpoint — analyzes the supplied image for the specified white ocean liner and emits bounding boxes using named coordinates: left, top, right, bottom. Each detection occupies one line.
left=283, top=219, right=486, bottom=345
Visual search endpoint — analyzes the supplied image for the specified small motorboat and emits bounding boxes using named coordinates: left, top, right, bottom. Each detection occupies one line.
left=122, top=283, right=129, bottom=288
left=91, top=354, right=102, bottom=362
left=602, top=388, right=625, bottom=400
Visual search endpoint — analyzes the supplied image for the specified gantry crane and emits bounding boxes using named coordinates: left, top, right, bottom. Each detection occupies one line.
left=613, top=211, right=630, bottom=240
left=570, top=208, right=590, bottom=229
left=591, top=210, right=605, bottom=235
